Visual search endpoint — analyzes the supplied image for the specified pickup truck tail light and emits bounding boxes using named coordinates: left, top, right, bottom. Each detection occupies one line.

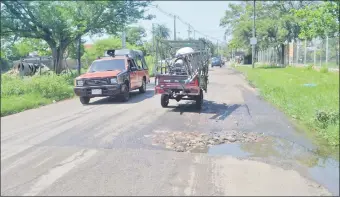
left=194, top=78, right=199, bottom=86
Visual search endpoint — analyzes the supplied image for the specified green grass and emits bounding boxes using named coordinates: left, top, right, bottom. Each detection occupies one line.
left=236, top=65, right=339, bottom=147
left=1, top=73, right=76, bottom=117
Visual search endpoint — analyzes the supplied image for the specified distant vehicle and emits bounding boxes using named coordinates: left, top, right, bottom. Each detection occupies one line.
left=211, top=57, right=222, bottom=67
left=74, top=49, right=150, bottom=104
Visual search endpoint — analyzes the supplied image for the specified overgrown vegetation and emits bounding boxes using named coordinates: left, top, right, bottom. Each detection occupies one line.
left=236, top=65, right=339, bottom=146
left=1, top=73, right=76, bottom=116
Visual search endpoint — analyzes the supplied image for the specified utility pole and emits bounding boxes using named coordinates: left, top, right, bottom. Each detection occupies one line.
left=314, top=46, right=316, bottom=65
left=174, top=15, right=177, bottom=40
left=296, top=40, right=299, bottom=65
left=77, top=7, right=81, bottom=75
left=122, top=28, right=126, bottom=48
left=193, top=30, right=196, bottom=39
left=217, top=40, right=219, bottom=56
left=187, top=25, right=191, bottom=39
left=77, top=36, right=81, bottom=75
left=304, top=39, right=307, bottom=65
left=152, top=23, right=155, bottom=54
left=326, top=35, right=329, bottom=65
left=251, top=0, right=256, bottom=68
left=224, top=34, right=227, bottom=58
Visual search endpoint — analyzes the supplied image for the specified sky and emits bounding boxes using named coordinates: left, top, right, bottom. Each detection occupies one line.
left=84, top=1, right=230, bottom=45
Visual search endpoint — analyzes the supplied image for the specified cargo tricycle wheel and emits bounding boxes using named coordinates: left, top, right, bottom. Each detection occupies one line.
left=195, top=90, right=203, bottom=110
left=161, top=94, right=169, bottom=107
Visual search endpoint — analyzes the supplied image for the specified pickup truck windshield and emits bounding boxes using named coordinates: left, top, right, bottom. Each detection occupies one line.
left=89, top=59, right=126, bottom=72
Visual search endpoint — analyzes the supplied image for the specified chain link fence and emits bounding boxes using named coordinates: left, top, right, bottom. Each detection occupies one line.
left=257, top=36, right=339, bottom=71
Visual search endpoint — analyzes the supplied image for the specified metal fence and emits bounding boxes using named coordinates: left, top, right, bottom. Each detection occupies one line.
left=257, top=36, right=339, bottom=70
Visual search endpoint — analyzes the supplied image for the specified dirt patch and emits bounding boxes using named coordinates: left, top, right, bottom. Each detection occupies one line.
left=146, top=130, right=266, bottom=152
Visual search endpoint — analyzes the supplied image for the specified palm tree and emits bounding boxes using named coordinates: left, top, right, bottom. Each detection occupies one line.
left=153, top=24, right=171, bottom=40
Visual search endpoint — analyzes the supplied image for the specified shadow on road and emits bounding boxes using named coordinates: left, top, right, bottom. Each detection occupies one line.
left=228, top=68, right=243, bottom=75
left=88, top=89, right=155, bottom=105
left=168, top=100, right=241, bottom=120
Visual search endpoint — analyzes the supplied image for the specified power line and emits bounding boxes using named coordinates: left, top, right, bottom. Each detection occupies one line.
left=151, top=4, right=224, bottom=43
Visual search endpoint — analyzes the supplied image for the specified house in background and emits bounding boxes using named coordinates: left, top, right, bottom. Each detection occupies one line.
left=84, top=44, right=93, bottom=50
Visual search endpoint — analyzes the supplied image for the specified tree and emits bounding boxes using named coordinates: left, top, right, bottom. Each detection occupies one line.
left=1, top=1, right=152, bottom=73
left=219, top=1, right=318, bottom=64
left=126, top=26, right=147, bottom=46
left=153, top=24, right=171, bottom=40
left=2, top=38, right=51, bottom=60
left=198, top=37, right=216, bottom=56
left=294, top=2, right=339, bottom=40
left=142, top=41, right=153, bottom=56
left=83, top=36, right=145, bottom=64
left=65, top=39, right=86, bottom=60
left=294, top=2, right=339, bottom=65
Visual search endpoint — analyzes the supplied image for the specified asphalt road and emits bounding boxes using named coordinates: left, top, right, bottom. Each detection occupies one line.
left=1, top=65, right=337, bottom=196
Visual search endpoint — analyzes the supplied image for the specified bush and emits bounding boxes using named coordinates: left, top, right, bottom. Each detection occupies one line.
left=320, top=66, right=328, bottom=73
left=1, top=73, right=75, bottom=116
left=0, top=59, right=12, bottom=72
left=314, top=110, right=339, bottom=129
left=305, top=64, right=314, bottom=70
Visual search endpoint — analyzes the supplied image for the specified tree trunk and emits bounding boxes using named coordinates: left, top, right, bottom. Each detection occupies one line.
left=336, top=37, right=339, bottom=66
left=51, top=46, right=67, bottom=74
left=281, top=43, right=285, bottom=67
left=275, top=46, right=281, bottom=66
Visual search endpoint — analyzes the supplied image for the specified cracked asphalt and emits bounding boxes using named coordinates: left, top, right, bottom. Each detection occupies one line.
left=1, top=65, right=338, bottom=196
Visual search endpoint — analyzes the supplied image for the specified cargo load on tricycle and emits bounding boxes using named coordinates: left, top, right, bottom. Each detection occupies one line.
left=153, top=39, right=211, bottom=109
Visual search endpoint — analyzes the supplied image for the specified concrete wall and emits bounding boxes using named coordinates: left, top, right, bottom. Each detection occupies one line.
left=12, top=57, right=78, bottom=70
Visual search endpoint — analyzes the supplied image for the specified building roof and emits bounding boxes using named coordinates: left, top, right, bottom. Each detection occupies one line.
left=84, top=44, right=94, bottom=49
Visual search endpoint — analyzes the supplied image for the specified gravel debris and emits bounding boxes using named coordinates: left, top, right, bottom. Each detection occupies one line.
left=148, top=130, right=266, bottom=152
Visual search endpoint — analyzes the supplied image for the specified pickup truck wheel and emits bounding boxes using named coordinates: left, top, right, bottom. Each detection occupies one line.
left=80, top=97, right=90, bottom=105
left=120, top=84, right=130, bottom=102
left=161, top=94, right=169, bottom=107
left=139, top=79, right=146, bottom=93
left=195, top=90, right=203, bottom=110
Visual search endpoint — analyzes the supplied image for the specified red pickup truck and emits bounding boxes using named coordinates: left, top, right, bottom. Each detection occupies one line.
left=74, top=49, right=150, bottom=104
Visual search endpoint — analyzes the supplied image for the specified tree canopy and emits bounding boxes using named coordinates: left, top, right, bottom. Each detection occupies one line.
left=126, top=26, right=147, bottom=46
left=83, top=36, right=145, bottom=65
left=219, top=1, right=336, bottom=59
left=1, top=1, right=153, bottom=73
left=198, top=37, right=217, bottom=56
left=294, top=2, right=339, bottom=40
left=153, top=24, right=171, bottom=40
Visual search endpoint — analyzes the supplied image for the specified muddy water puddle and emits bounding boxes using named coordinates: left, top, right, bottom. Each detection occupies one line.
left=146, top=129, right=339, bottom=195
left=208, top=137, right=339, bottom=196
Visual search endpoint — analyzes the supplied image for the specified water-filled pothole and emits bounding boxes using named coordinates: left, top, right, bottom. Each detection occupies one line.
left=208, top=137, right=339, bottom=196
